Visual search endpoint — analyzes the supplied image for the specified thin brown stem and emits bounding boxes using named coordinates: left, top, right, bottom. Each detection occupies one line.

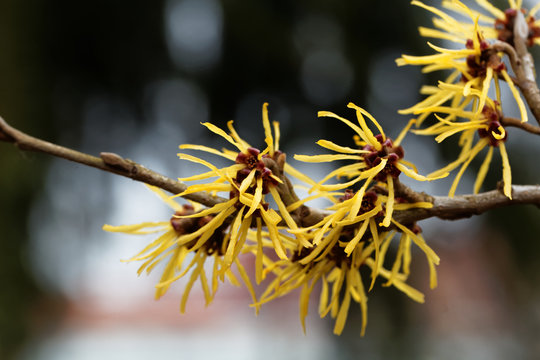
left=0, top=116, right=226, bottom=208
left=302, top=185, right=540, bottom=227
left=393, top=185, right=540, bottom=224
left=394, top=178, right=433, bottom=204
left=501, top=116, right=540, bottom=135
left=2, top=116, right=540, bottom=230
left=494, top=13, right=540, bottom=125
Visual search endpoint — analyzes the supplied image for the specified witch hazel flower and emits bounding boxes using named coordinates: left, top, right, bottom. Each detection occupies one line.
left=295, top=103, right=446, bottom=228
left=397, top=0, right=529, bottom=126
left=103, top=186, right=259, bottom=313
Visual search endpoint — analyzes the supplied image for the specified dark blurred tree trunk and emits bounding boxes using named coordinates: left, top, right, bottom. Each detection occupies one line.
left=0, top=1, right=49, bottom=358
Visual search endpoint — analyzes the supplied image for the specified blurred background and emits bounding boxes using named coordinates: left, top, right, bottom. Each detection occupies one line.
left=1, top=0, right=540, bottom=359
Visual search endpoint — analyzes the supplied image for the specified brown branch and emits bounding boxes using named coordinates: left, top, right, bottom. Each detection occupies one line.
left=2, top=116, right=540, bottom=231
left=501, top=116, right=540, bottom=135
left=392, top=185, right=540, bottom=224
left=495, top=12, right=540, bottom=125
left=0, top=116, right=226, bottom=208
left=262, top=155, right=300, bottom=206
left=394, top=178, right=433, bottom=203
left=300, top=185, right=540, bottom=227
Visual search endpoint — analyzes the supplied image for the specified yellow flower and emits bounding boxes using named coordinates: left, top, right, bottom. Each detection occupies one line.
left=104, top=103, right=318, bottom=314
left=295, top=103, right=445, bottom=228
left=251, top=184, right=439, bottom=335
left=397, top=0, right=528, bottom=125
left=176, top=102, right=315, bottom=277
left=177, top=103, right=313, bottom=263
left=103, top=186, right=259, bottom=313
left=256, top=222, right=432, bottom=336
left=396, top=0, right=524, bottom=198
left=433, top=0, right=540, bottom=47
left=424, top=103, right=513, bottom=198
left=295, top=189, right=437, bottom=282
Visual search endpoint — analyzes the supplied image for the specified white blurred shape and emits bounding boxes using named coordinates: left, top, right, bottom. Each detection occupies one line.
left=165, top=0, right=223, bottom=72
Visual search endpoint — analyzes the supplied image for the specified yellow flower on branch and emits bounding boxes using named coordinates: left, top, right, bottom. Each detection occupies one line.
left=425, top=103, right=513, bottom=198
left=104, top=103, right=319, bottom=314
left=396, top=0, right=526, bottom=198
left=397, top=0, right=528, bottom=125
left=434, top=0, right=540, bottom=47
left=103, top=186, right=259, bottom=313
left=251, top=178, right=439, bottom=335
left=256, top=220, right=432, bottom=336
left=295, top=103, right=445, bottom=228
left=290, top=188, right=437, bottom=288
left=176, top=103, right=315, bottom=265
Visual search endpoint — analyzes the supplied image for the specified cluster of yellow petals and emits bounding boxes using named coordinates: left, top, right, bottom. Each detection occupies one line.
left=99, top=0, right=537, bottom=338
left=255, top=197, right=439, bottom=335
left=103, top=186, right=259, bottom=313
left=295, top=103, right=445, bottom=228
left=104, top=101, right=444, bottom=336
left=396, top=0, right=526, bottom=198
left=104, top=104, right=306, bottom=313
left=254, top=103, right=442, bottom=335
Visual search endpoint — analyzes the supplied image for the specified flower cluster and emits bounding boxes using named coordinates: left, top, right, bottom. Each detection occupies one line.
left=105, top=103, right=308, bottom=312
left=103, top=0, right=536, bottom=337
left=397, top=0, right=532, bottom=198
left=103, top=187, right=259, bottom=313
left=105, top=102, right=442, bottom=335
left=261, top=104, right=440, bottom=334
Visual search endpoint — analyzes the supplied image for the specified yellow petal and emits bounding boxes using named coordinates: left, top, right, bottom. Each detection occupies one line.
left=368, top=218, right=381, bottom=291
left=344, top=219, right=370, bottom=255
left=103, top=222, right=168, bottom=234
left=316, top=139, right=368, bottom=154
left=380, top=176, right=394, bottom=227
left=273, top=121, right=280, bottom=153
left=179, top=143, right=236, bottom=161
left=226, top=120, right=250, bottom=153
left=333, top=285, right=351, bottom=335
left=180, top=252, right=205, bottom=313
left=530, top=1, right=540, bottom=17
left=391, top=219, right=440, bottom=265
left=396, top=162, right=448, bottom=181
left=174, top=198, right=237, bottom=218
left=366, top=258, right=425, bottom=303
left=245, top=177, right=263, bottom=217
left=475, top=0, right=505, bottom=18
left=255, top=218, right=264, bottom=284
left=294, top=153, right=364, bottom=163
left=448, top=138, right=488, bottom=197
left=394, top=201, right=433, bottom=210
left=500, top=69, right=528, bottom=123
left=499, top=142, right=512, bottom=199
left=347, top=103, right=386, bottom=144
left=418, top=26, right=466, bottom=43
left=235, top=258, right=259, bottom=314
left=412, top=0, right=460, bottom=25
left=394, top=119, right=416, bottom=146
left=299, top=283, right=312, bottom=334
left=475, top=67, right=493, bottom=117
left=260, top=209, right=288, bottom=259
left=318, top=110, right=372, bottom=145
left=224, top=208, right=245, bottom=266
left=474, top=146, right=493, bottom=194
left=283, top=163, right=317, bottom=186
left=201, top=122, right=245, bottom=152
left=426, top=41, right=478, bottom=55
